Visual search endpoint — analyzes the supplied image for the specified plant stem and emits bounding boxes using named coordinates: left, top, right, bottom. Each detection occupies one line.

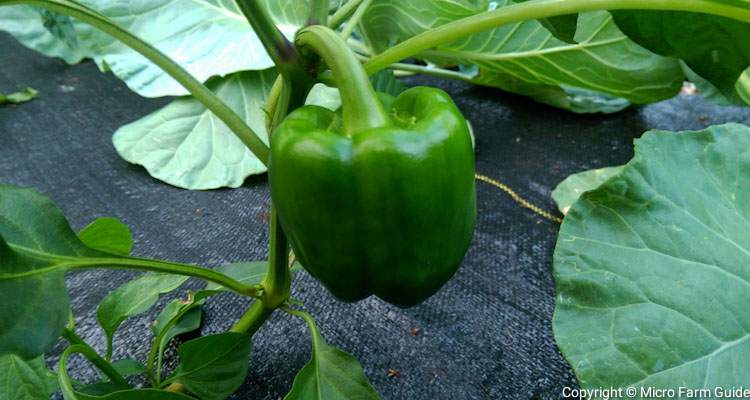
left=363, top=0, right=750, bottom=75
left=230, top=300, right=275, bottom=335
left=308, top=0, right=330, bottom=26
left=229, top=207, right=292, bottom=336
left=297, top=25, right=389, bottom=133
left=328, top=0, right=364, bottom=29
left=1, top=0, right=269, bottom=165
left=339, top=0, right=373, bottom=39
left=236, top=0, right=301, bottom=77
left=67, top=257, right=259, bottom=297
left=390, top=63, right=475, bottom=83
left=61, top=329, right=128, bottom=387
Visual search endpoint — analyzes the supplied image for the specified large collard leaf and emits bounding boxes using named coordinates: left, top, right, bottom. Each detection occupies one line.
left=0, top=186, right=117, bottom=359
left=553, top=123, right=750, bottom=394
left=0, top=354, right=52, bottom=400
left=473, top=70, right=631, bottom=113
left=112, top=69, right=276, bottom=189
left=612, top=9, right=750, bottom=104
left=0, top=0, right=309, bottom=97
left=0, top=6, right=88, bottom=64
left=165, top=333, right=251, bottom=400
left=112, top=68, right=389, bottom=189
left=683, top=64, right=750, bottom=107
left=551, top=166, right=624, bottom=214
left=511, top=0, right=578, bottom=43
left=361, top=1, right=683, bottom=107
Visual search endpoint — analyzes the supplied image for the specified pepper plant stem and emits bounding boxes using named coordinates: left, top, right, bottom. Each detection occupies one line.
left=363, top=0, right=750, bottom=75
left=296, top=25, right=389, bottom=133
left=390, top=63, right=475, bottom=83
left=236, top=0, right=313, bottom=108
left=328, top=0, right=364, bottom=29
left=61, top=329, right=128, bottom=387
left=62, top=256, right=259, bottom=297
left=339, top=0, right=373, bottom=39
left=0, top=0, right=270, bottom=165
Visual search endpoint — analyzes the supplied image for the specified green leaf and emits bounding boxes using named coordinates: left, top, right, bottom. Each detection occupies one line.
left=551, top=166, right=624, bottom=214
left=166, top=332, right=251, bottom=400
left=737, top=69, right=750, bottom=105
left=511, top=0, right=578, bottom=43
left=78, top=217, right=133, bottom=255
left=683, top=63, right=750, bottom=107
left=0, top=185, right=112, bottom=358
left=0, top=6, right=88, bottom=64
left=305, top=83, right=342, bottom=111
left=111, top=359, right=146, bottom=378
left=553, top=123, right=750, bottom=393
left=361, top=1, right=683, bottom=106
left=473, top=70, right=632, bottom=113
left=612, top=9, right=750, bottom=102
left=0, top=0, right=309, bottom=97
left=97, top=274, right=189, bottom=358
left=369, top=70, right=406, bottom=97
left=204, top=261, right=268, bottom=292
left=76, top=359, right=145, bottom=396
left=152, top=299, right=203, bottom=352
left=285, top=312, right=380, bottom=400
left=112, top=70, right=276, bottom=189
left=0, top=354, right=50, bottom=400
left=0, top=87, right=39, bottom=105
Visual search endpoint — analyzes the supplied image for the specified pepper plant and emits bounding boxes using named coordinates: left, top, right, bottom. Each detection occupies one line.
left=1, top=0, right=750, bottom=399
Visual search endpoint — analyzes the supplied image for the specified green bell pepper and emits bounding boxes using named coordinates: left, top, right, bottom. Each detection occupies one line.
left=269, top=26, right=476, bottom=307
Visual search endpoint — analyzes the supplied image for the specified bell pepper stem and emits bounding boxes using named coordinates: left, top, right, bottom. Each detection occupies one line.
left=296, top=25, right=390, bottom=134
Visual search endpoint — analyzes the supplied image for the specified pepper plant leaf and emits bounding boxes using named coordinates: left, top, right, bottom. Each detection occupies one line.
left=96, top=273, right=189, bottom=358
left=78, top=217, right=133, bottom=255
left=0, top=87, right=39, bottom=105
left=0, top=354, right=51, bottom=400
left=204, top=261, right=269, bottom=292
left=553, top=123, right=750, bottom=393
left=152, top=300, right=203, bottom=346
left=285, top=313, right=380, bottom=400
left=0, top=185, right=111, bottom=359
left=551, top=165, right=624, bottom=214
left=112, top=70, right=276, bottom=190
left=0, top=0, right=310, bottom=97
left=360, top=1, right=683, bottom=108
left=165, top=332, right=251, bottom=400
left=59, top=351, right=194, bottom=400
left=612, top=9, right=750, bottom=103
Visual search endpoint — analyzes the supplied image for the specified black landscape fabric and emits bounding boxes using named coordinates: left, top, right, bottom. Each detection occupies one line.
left=3, top=32, right=750, bottom=400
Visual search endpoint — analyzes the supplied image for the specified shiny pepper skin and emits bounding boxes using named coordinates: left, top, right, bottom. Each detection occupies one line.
left=269, top=87, right=476, bottom=307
